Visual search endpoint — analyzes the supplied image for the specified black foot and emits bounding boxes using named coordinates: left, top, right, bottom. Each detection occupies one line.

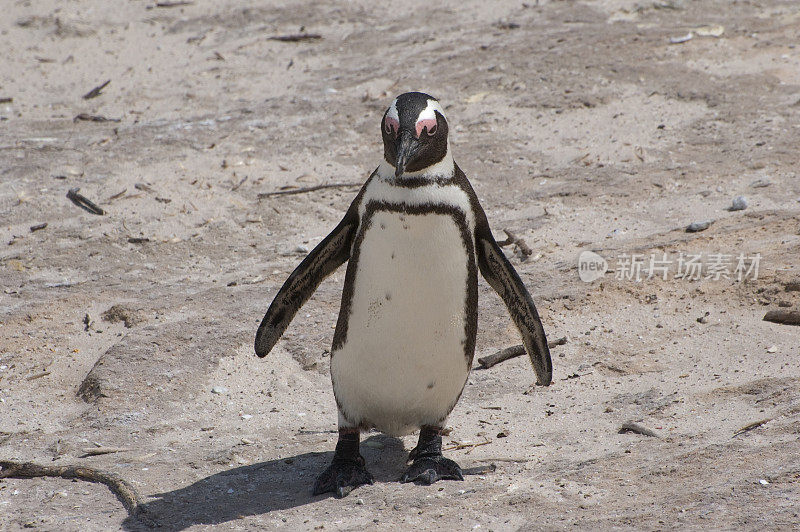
left=313, top=457, right=374, bottom=498
left=401, top=455, right=463, bottom=484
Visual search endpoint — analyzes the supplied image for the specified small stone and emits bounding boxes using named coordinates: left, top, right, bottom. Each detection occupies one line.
left=766, top=345, right=778, bottom=353
left=294, top=245, right=309, bottom=254
left=697, top=312, right=710, bottom=324
left=750, top=179, right=770, bottom=188
left=686, top=220, right=714, bottom=233
left=759, top=479, right=770, bottom=485
left=728, top=196, right=748, bottom=211
left=211, top=386, right=228, bottom=394
left=497, top=430, right=510, bottom=438
left=356, top=498, right=364, bottom=505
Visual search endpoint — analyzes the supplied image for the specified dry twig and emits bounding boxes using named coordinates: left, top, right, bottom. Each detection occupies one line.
left=443, top=438, right=492, bottom=454
left=618, top=422, right=658, bottom=438
left=268, top=33, right=322, bottom=42
left=0, top=460, right=152, bottom=525
left=80, top=447, right=131, bottom=457
left=82, top=80, right=111, bottom=100
left=66, top=188, right=105, bottom=215
left=74, top=113, right=120, bottom=123
left=258, top=182, right=360, bottom=198
left=496, top=229, right=532, bottom=259
left=155, top=0, right=194, bottom=6
left=477, top=336, right=567, bottom=369
left=733, top=418, right=771, bottom=437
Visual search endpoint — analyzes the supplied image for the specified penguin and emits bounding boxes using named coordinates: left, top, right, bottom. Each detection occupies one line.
left=255, top=91, right=552, bottom=498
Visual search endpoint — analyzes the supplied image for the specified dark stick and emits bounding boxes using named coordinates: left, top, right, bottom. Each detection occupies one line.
left=763, top=310, right=800, bottom=326
left=257, top=182, right=360, bottom=198
left=155, top=0, right=194, bottom=6
left=0, top=97, right=12, bottom=104
left=231, top=175, right=248, bottom=191
left=618, top=422, right=658, bottom=437
left=0, top=460, right=153, bottom=525
left=67, top=188, right=105, bottom=215
left=496, top=229, right=533, bottom=258
left=30, top=223, right=48, bottom=232
left=268, top=33, right=322, bottom=42
left=477, top=336, right=567, bottom=369
left=73, top=113, right=121, bottom=123
left=733, top=418, right=771, bottom=437
left=82, top=80, right=111, bottom=100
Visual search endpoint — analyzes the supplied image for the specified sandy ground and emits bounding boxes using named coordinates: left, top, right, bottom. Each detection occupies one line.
left=1, top=0, right=800, bottom=530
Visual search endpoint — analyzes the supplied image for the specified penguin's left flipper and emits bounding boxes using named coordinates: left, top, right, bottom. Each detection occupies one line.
left=475, top=222, right=553, bottom=386
left=255, top=200, right=361, bottom=358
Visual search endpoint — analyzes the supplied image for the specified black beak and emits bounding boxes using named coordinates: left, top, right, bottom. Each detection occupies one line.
left=395, top=130, right=419, bottom=177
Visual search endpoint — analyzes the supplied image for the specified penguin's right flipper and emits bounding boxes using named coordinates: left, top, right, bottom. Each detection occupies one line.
left=475, top=222, right=553, bottom=386
left=255, top=202, right=361, bottom=358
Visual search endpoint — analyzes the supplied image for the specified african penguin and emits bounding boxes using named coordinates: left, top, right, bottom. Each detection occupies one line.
left=255, top=91, right=552, bottom=498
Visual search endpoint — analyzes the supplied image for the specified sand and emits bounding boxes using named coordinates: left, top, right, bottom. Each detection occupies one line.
left=1, top=0, right=799, bottom=529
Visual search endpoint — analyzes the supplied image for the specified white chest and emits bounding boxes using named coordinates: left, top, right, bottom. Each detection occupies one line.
left=331, top=207, right=474, bottom=435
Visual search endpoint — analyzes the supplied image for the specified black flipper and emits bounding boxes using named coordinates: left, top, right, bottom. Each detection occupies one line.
left=475, top=219, right=552, bottom=385
left=254, top=179, right=369, bottom=358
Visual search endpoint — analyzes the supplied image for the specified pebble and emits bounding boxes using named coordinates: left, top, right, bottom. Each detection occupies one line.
left=356, top=498, right=364, bottom=505
left=211, top=385, right=228, bottom=394
left=750, top=179, right=770, bottom=188
left=686, top=220, right=714, bottom=233
left=766, top=345, right=778, bottom=353
left=728, top=196, right=748, bottom=211
left=759, top=479, right=770, bottom=485
left=294, top=245, right=309, bottom=254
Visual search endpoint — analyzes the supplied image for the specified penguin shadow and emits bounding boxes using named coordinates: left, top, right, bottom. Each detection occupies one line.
left=121, top=434, right=408, bottom=531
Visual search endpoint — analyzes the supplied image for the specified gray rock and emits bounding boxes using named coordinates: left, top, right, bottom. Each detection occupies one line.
left=728, top=196, right=748, bottom=211
left=211, top=385, right=228, bottom=395
left=686, top=220, right=714, bottom=233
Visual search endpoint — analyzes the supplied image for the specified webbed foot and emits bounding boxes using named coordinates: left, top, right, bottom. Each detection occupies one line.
left=401, top=425, right=464, bottom=485
left=401, top=455, right=463, bottom=484
left=313, top=456, right=374, bottom=497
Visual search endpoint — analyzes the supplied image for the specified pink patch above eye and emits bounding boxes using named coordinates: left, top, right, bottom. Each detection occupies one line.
left=385, top=117, right=399, bottom=134
left=415, top=118, right=437, bottom=137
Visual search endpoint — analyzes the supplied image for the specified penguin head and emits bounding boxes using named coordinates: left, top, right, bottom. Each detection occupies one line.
left=382, top=92, right=450, bottom=178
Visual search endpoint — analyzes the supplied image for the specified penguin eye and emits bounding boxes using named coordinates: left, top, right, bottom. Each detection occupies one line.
left=426, top=124, right=437, bottom=136
left=384, top=117, right=399, bottom=136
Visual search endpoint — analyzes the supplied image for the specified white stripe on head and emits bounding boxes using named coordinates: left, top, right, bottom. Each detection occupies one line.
left=386, top=98, right=399, bottom=122
left=417, top=99, right=446, bottom=122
